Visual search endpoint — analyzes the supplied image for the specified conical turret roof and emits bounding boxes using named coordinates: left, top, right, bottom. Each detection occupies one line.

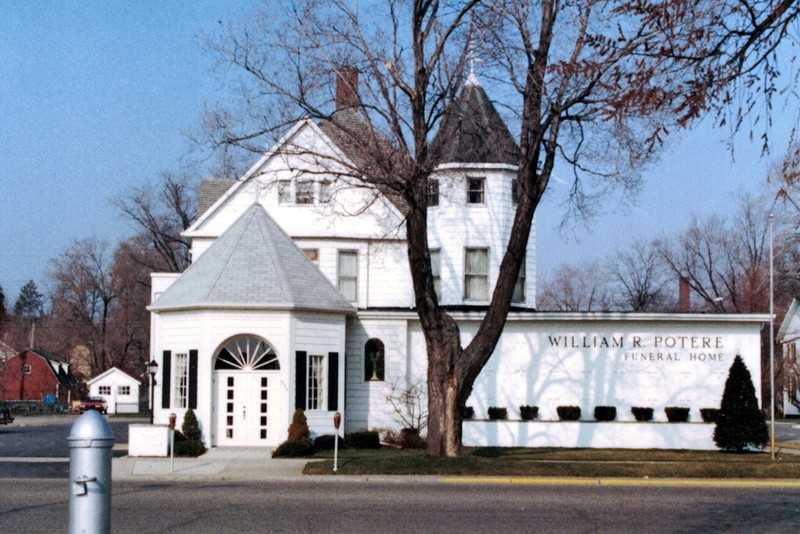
left=432, top=77, right=518, bottom=166
left=150, top=204, right=354, bottom=314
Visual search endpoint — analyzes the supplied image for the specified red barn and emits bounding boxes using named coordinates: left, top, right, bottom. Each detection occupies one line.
left=0, top=350, right=78, bottom=403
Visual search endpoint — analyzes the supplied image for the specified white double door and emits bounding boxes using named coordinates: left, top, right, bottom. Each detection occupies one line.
left=216, top=372, right=279, bottom=446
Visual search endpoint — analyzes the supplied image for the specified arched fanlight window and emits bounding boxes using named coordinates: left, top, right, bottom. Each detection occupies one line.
left=364, top=338, right=385, bottom=381
left=214, top=335, right=280, bottom=371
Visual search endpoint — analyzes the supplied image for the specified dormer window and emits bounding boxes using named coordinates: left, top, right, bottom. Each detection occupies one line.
left=467, top=178, right=485, bottom=204
left=427, top=179, right=439, bottom=207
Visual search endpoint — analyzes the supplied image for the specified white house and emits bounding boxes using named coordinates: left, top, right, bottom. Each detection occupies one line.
left=779, top=298, right=800, bottom=416
left=147, top=71, right=768, bottom=450
left=87, top=367, right=142, bottom=414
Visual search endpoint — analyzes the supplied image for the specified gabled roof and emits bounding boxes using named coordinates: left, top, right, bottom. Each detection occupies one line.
left=87, top=366, right=142, bottom=386
left=197, top=179, right=234, bottom=219
left=431, top=77, right=518, bottom=166
left=150, top=203, right=355, bottom=314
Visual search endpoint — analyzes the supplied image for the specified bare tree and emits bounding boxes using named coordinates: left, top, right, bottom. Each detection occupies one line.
left=538, top=261, right=611, bottom=311
left=205, top=1, right=800, bottom=456
left=113, top=173, right=196, bottom=273
left=657, top=194, right=771, bottom=313
left=608, top=240, right=672, bottom=312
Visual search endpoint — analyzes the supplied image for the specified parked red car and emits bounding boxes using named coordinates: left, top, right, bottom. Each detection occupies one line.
left=78, top=397, right=107, bottom=414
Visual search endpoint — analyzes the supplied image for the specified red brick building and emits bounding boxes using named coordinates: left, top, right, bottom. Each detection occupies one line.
left=0, top=350, right=78, bottom=403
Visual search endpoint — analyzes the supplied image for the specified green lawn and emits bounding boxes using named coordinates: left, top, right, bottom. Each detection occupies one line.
left=303, top=446, right=800, bottom=478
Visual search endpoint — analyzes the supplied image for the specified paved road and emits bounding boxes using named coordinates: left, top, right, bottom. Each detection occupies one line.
left=0, top=414, right=137, bottom=478
left=2, top=478, right=799, bottom=533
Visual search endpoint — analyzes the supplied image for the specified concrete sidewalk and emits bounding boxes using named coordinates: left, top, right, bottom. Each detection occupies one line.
left=113, top=448, right=312, bottom=481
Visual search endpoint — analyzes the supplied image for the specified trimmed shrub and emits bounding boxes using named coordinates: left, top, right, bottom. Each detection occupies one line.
left=701, top=408, right=721, bottom=423
left=557, top=406, right=581, bottom=421
left=287, top=409, right=310, bottom=441
left=714, top=355, right=768, bottom=452
left=487, top=407, right=508, bottom=420
left=314, top=434, right=345, bottom=451
left=461, top=406, right=475, bottom=420
left=631, top=407, right=654, bottom=422
left=272, top=438, right=314, bottom=458
left=182, top=408, right=202, bottom=441
left=594, top=406, right=617, bottom=422
left=400, top=428, right=426, bottom=449
left=174, top=408, right=205, bottom=456
left=346, top=430, right=381, bottom=449
left=519, top=405, right=539, bottom=421
left=665, top=407, right=690, bottom=422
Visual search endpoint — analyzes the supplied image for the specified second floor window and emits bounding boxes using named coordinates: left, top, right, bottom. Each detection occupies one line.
left=278, top=180, right=292, bottom=204
left=467, top=177, right=485, bottom=204
left=296, top=180, right=314, bottom=204
left=319, top=180, right=331, bottom=203
left=338, top=251, right=358, bottom=301
left=427, top=179, right=439, bottom=207
left=512, top=179, right=519, bottom=205
left=512, top=256, right=526, bottom=303
left=465, top=248, right=489, bottom=301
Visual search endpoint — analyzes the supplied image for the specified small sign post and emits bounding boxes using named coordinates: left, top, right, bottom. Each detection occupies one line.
left=333, top=411, right=341, bottom=473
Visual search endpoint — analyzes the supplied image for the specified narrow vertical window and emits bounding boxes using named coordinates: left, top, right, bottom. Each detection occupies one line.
left=464, top=248, right=489, bottom=301
left=364, top=339, right=385, bottom=381
left=278, top=180, right=292, bottom=204
left=174, top=352, right=188, bottom=409
left=319, top=180, right=331, bottom=203
left=338, top=251, right=358, bottom=301
left=467, top=177, right=485, bottom=204
left=430, top=248, right=441, bottom=301
left=512, top=256, right=526, bottom=303
left=307, top=355, right=325, bottom=410
left=296, top=180, right=314, bottom=204
left=426, top=179, right=439, bottom=207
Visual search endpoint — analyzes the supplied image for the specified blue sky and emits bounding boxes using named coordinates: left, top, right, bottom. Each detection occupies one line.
left=0, top=2, right=794, bottom=304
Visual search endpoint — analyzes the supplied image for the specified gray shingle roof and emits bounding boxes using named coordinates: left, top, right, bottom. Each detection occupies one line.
left=150, top=204, right=355, bottom=314
left=197, top=179, right=235, bottom=219
left=432, top=80, right=518, bottom=166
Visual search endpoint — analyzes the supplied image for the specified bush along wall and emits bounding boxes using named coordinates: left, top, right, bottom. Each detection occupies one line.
left=519, top=405, right=539, bottom=421
left=631, top=407, right=654, bottom=422
left=700, top=408, right=721, bottom=423
left=346, top=430, right=381, bottom=449
left=273, top=409, right=315, bottom=458
left=665, top=407, right=690, bottom=422
left=487, top=407, right=508, bottom=420
left=557, top=406, right=581, bottom=421
left=594, top=406, right=617, bottom=422
left=174, top=408, right=206, bottom=457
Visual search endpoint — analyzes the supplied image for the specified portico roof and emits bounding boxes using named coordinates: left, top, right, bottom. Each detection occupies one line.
left=149, top=203, right=355, bottom=314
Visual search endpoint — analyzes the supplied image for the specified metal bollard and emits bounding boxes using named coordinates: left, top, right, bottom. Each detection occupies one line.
left=68, top=410, right=115, bottom=534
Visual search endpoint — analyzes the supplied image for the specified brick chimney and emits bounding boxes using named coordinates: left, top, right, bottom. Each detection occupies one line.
left=335, top=67, right=359, bottom=109
left=679, top=277, right=691, bottom=312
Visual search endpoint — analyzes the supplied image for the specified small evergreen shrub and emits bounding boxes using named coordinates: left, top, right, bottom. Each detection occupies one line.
left=665, top=407, right=690, bottom=422
left=519, top=405, right=539, bottom=421
left=594, top=406, right=617, bottom=422
left=461, top=406, right=475, bottom=420
left=272, top=438, right=314, bottom=458
left=174, top=408, right=205, bottom=456
left=346, top=430, right=381, bottom=449
left=631, top=407, right=654, bottom=422
left=701, top=408, right=721, bottom=423
left=487, top=407, right=508, bottom=420
left=714, top=355, right=768, bottom=452
left=287, top=409, right=310, bottom=441
left=314, top=434, right=345, bottom=451
left=557, top=406, right=581, bottom=421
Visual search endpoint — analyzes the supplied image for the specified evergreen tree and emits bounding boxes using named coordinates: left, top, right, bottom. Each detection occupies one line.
left=13, top=280, right=44, bottom=319
left=182, top=408, right=203, bottom=442
left=713, top=355, right=769, bottom=452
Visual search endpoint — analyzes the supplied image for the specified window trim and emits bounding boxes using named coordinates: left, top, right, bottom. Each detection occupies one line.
left=337, top=250, right=358, bottom=302
left=467, top=177, right=485, bottom=205
left=307, top=354, right=325, bottom=410
left=174, top=352, right=189, bottom=409
left=464, top=247, right=489, bottom=301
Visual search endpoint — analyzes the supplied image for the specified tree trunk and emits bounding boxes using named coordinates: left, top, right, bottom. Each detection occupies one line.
left=425, top=331, right=464, bottom=457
